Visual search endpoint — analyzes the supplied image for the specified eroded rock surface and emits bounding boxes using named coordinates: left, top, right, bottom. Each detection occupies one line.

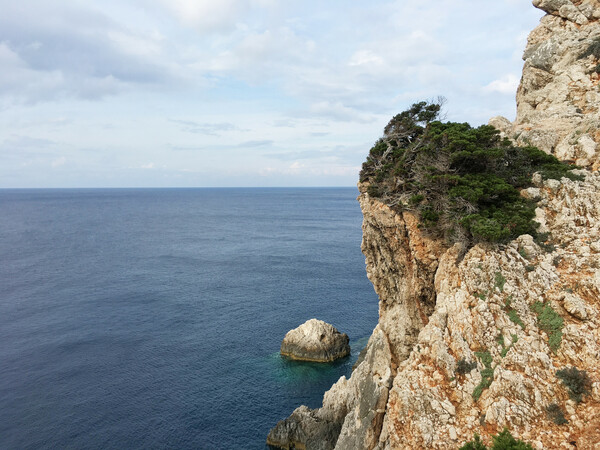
left=511, top=0, right=600, bottom=169
left=280, top=319, right=350, bottom=363
left=271, top=174, right=600, bottom=449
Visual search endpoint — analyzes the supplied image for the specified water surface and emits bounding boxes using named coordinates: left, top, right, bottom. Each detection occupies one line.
left=0, top=188, right=379, bottom=449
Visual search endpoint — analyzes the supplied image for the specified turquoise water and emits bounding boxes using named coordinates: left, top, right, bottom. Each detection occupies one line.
left=0, top=188, right=379, bottom=449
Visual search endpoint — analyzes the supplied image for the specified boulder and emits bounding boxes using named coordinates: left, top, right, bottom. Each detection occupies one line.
left=266, top=405, right=341, bottom=450
left=280, top=319, right=350, bottom=362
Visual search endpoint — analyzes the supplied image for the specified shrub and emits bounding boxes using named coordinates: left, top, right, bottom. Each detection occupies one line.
left=367, top=185, right=381, bottom=197
left=456, top=358, right=478, bottom=375
left=473, top=351, right=494, bottom=401
left=556, top=367, right=592, bottom=403
left=507, top=309, right=525, bottom=330
left=491, top=429, right=534, bottom=449
left=460, top=429, right=534, bottom=450
left=409, top=194, right=425, bottom=205
left=460, top=433, right=488, bottom=450
left=531, top=302, right=563, bottom=352
left=360, top=101, right=581, bottom=246
left=546, top=403, right=568, bottom=425
left=495, top=272, right=506, bottom=292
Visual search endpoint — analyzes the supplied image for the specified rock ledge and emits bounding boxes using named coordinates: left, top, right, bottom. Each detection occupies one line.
left=280, top=319, right=350, bottom=362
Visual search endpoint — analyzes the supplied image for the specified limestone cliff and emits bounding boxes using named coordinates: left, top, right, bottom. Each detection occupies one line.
left=268, top=2, right=600, bottom=449
left=509, top=0, right=600, bottom=169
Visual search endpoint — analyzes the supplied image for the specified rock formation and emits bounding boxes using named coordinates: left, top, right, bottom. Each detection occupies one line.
left=280, top=319, right=351, bottom=363
left=268, top=2, right=600, bottom=448
left=511, top=0, right=600, bottom=170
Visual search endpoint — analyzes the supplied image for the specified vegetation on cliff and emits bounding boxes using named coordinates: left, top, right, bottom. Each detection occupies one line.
left=460, top=429, right=533, bottom=450
left=360, top=100, right=582, bottom=244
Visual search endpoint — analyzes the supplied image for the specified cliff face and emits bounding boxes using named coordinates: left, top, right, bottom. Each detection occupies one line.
left=511, top=0, right=600, bottom=170
left=268, top=2, right=600, bottom=448
left=357, top=172, right=600, bottom=449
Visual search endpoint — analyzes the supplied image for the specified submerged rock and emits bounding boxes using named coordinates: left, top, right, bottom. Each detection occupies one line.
left=280, top=319, right=350, bottom=362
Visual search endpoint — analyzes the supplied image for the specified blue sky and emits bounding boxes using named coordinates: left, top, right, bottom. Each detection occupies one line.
left=0, top=0, right=543, bottom=188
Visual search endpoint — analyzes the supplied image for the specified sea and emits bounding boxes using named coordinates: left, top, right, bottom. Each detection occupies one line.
left=0, top=188, right=379, bottom=449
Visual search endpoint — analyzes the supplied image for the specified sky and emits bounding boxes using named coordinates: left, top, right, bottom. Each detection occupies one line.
left=0, top=0, right=544, bottom=188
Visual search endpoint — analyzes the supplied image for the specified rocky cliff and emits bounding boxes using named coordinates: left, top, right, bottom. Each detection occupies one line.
left=494, top=0, right=600, bottom=170
left=268, top=2, right=600, bottom=448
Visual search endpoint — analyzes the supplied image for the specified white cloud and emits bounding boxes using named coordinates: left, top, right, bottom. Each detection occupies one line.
left=51, top=156, right=66, bottom=167
left=307, top=101, right=376, bottom=123
left=0, top=0, right=546, bottom=187
left=348, top=50, right=384, bottom=67
left=160, top=0, right=243, bottom=31
left=484, top=74, right=520, bottom=94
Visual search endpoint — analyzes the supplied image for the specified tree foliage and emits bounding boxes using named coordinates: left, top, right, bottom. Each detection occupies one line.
left=360, top=100, right=582, bottom=245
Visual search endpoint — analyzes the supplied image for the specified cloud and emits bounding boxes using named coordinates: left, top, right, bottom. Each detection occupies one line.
left=237, top=140, right=273, bottom=148
left=0, top=135, right=57, bottom=158
left=266, top=150, right=332, bottom=161
left=258, top=161, right=360, bottom=178
left=157, top=0, right=279, bottom=34
left=0, top=1, right=173, bottom=104
left=304, top=101, right=377, bottom=123
left=51, top=156, right=66, bottom=168
left=158, top=0, right=248, bottom=33
left=0, top=0, right=546, bottom=187
left=483, top=74, right=520, bottom=94
left=169, top=119, right=239, bottom=135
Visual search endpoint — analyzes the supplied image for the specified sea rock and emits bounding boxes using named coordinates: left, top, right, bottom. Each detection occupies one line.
left=266, top=405, right=341, bottom=450
left=280, top=319, right=350, bottom=362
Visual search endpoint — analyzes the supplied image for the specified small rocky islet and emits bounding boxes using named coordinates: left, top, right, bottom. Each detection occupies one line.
left=280, top=319, right=350, bottom=363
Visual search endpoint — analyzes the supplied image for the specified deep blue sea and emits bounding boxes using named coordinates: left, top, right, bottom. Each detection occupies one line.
left=0, top=188, right=379, bottom=449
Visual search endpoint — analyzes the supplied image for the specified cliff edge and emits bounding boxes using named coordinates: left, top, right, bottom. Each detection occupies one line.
left=268, top=2, right=600, bottom=448
left=508, top=0, right=600, bottom=170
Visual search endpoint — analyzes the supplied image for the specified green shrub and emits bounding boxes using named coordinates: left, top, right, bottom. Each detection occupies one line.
left=460, top=433, right=488, bottom=450
left=531, top=302, right=563, bottom=352
left=367, top=185, right=381, bottom=197
left=546, top=403, right=568, bottom=425
left=360, top=101, right=580, bottom=245
left=460, top=429, right=534, bottom=450
left=495, top=272, right=506, bottom=292
left=456, top=358, right=478, bottom=375
left=491, top=429, right=534, bottom=449
left=409, top=194, right=425, bottom=205
left=473, top=351, right=494, bottom=401
left=556, top=367, right=592, bottom=403
left=507, top=309, right=525, bottom=330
